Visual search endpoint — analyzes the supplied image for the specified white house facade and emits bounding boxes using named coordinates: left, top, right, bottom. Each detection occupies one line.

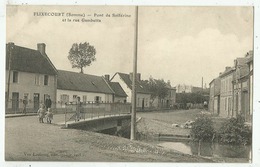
left=5, top=43, right=57, bottom=113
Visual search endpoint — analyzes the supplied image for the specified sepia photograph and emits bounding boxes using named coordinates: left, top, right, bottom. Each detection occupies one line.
left=3, top=3, right=258, bottom=165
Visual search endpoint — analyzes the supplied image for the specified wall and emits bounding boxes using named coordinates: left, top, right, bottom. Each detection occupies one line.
left=220, top=73, right=233, bottom=118
left=209, top=82, right=215, bottom=113
left=56, top=89, right=113, bottom=108
left=5, top=70, right=56, bottom=112
left=111, top=73, right=151, bottom=109
left=136, top=93, right=151, bottom=108
left=114, top=96, right=127, bottom=103
left=111, top=74, right=132, bottom=103
left=66, top=115, right=131, bottom=133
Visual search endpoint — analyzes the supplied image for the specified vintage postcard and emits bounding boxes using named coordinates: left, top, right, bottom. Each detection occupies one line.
left=3, top=3, right=259, bottom=166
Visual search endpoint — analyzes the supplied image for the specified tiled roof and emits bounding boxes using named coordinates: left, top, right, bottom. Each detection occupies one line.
left=219, top=67, right=235, bottom=78
left=108, top=82, right=127, bottom=97
left=57, top=70, right=114, bottom=94
left=6, top=43, right=57, bottom=75
left=115, top=72, right=151, bottom=94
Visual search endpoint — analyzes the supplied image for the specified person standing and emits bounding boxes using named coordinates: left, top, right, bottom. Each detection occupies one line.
left=22, top=96, right=28, bottom=114
left=75, top=96, right=81, bottom=121
left=45, top=95, right=52, bottom=110
left=37, top=104, right=46, bottom=123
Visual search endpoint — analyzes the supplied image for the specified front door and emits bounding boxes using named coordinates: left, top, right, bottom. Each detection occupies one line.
left=12, top=92, right=19, bottom=113
left=34, top=93, right=40, bottom=110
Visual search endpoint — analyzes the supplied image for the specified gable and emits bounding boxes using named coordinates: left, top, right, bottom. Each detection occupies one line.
left=6, top=43, right=57, bottom=75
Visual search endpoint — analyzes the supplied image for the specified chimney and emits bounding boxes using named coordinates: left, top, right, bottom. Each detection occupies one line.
left=219, top=72, right=222, bottom=76
left=37, top=43, right=46, bottom=55
left=7, top=42, right=15, bottom=51
left=104, top=74, right=110, bottom=81
left=225, top=66, right=231, bottom=71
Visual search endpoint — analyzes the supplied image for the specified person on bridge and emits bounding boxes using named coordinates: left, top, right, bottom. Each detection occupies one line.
left=22, top=96, right=28, bottom=115
left=75, top=96, right=82, bottom=122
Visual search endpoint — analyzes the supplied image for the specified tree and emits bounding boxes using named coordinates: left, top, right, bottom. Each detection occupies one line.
left=142, top=77, right=169, bottom=106
left=68, top=42, right=96, bottom=73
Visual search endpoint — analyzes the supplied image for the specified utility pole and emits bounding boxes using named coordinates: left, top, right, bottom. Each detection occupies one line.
left=130, top=6, right=138, bottom=140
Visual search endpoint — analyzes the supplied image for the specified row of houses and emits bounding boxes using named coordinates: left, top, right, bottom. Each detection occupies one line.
left=5, top=43, right=176, bottom=113
left=209, top=51, right=253, bottom=123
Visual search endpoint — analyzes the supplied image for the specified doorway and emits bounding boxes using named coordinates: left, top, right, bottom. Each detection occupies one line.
left=34, top=93, right=40, bottom=110
left=12, top=92, right=19, bottom=113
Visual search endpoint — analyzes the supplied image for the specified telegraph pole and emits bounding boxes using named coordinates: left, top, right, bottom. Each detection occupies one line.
left=130, top=6, right=138, bottom=140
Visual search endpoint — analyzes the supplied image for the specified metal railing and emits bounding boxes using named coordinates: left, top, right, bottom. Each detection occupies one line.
left=63, top=102, right=131, bottom=125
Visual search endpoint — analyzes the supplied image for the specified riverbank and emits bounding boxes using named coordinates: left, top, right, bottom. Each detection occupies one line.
left=5, top=115, right=212, bottom=162
left=136, top=109, right=251, bottom=163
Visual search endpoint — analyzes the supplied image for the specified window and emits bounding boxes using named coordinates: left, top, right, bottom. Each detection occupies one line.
left=35, top=74, right=40, bottom=85
left=83, top=95, right=87, bottom=103
left=73, top=95, right=78, bottom=102
left=13, top=71, right=18, bottom=83
left=60, top=94, right=69, bottom=104
left=44, top=75, right=49, bottom=85
left=95, top=96, right=101, bottom=103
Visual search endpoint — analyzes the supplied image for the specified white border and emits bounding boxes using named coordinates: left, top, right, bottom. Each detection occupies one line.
left=1, top=0, right=259, bottom=167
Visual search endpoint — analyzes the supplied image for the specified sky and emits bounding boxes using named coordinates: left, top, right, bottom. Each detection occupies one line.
left=6, top=6, right=253, bottom=87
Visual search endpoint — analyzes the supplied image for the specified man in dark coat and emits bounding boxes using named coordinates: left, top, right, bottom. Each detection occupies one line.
left=45, top=95, right=52, bottom=109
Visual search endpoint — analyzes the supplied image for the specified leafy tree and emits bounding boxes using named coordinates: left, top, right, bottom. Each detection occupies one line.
left=142, top=77, right=169, bottom=106
left=68, top=42, right=96, bottom=73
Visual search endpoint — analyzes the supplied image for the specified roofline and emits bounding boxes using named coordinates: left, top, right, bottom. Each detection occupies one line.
left=101, top=76, right=115, bottom=94
left=209, top=79, right=215, bottom=85
left=219, top=69, right=235, bottom=78
left=42, top=53, right=58, bottom=74
left=110, top=72, right=118, bottom=81
left=57, top=88, right=114, bottom=95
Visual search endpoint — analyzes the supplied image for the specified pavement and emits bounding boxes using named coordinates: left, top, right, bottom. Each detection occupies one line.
left=5, top=113, right=37, bottom=118
left=5, top=111, right=212, bottom=162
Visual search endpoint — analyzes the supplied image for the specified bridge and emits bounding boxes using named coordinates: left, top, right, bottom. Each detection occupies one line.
left=55, top=103, right=132, bottom=135
left=57, top=114, right=131, bottom=134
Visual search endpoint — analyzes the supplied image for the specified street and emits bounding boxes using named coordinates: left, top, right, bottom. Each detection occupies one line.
left=5, top=110, right=212, bottom=162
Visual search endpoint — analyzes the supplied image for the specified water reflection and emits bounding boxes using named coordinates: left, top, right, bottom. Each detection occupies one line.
left=158, top=141, right=251, bottom=159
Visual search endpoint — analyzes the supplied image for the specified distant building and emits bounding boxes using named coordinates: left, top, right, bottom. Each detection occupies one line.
left=152, top=82, right=176, bottom=108
left=219, top=66, right=235, bottom=118
left=176, top=84, right=192, bottom=93
left=56, top=70, right=114, bottom=108
left=5, top=43, right=57, bottom=113
left=209, top=77, right=221, bottom=115
left=176, top=84, right=204, bottom=93
left=110, top=72, right=151, bottom=110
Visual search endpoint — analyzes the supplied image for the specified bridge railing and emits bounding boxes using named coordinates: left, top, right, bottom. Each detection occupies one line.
left=64, top=102, right=131, bottom=124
